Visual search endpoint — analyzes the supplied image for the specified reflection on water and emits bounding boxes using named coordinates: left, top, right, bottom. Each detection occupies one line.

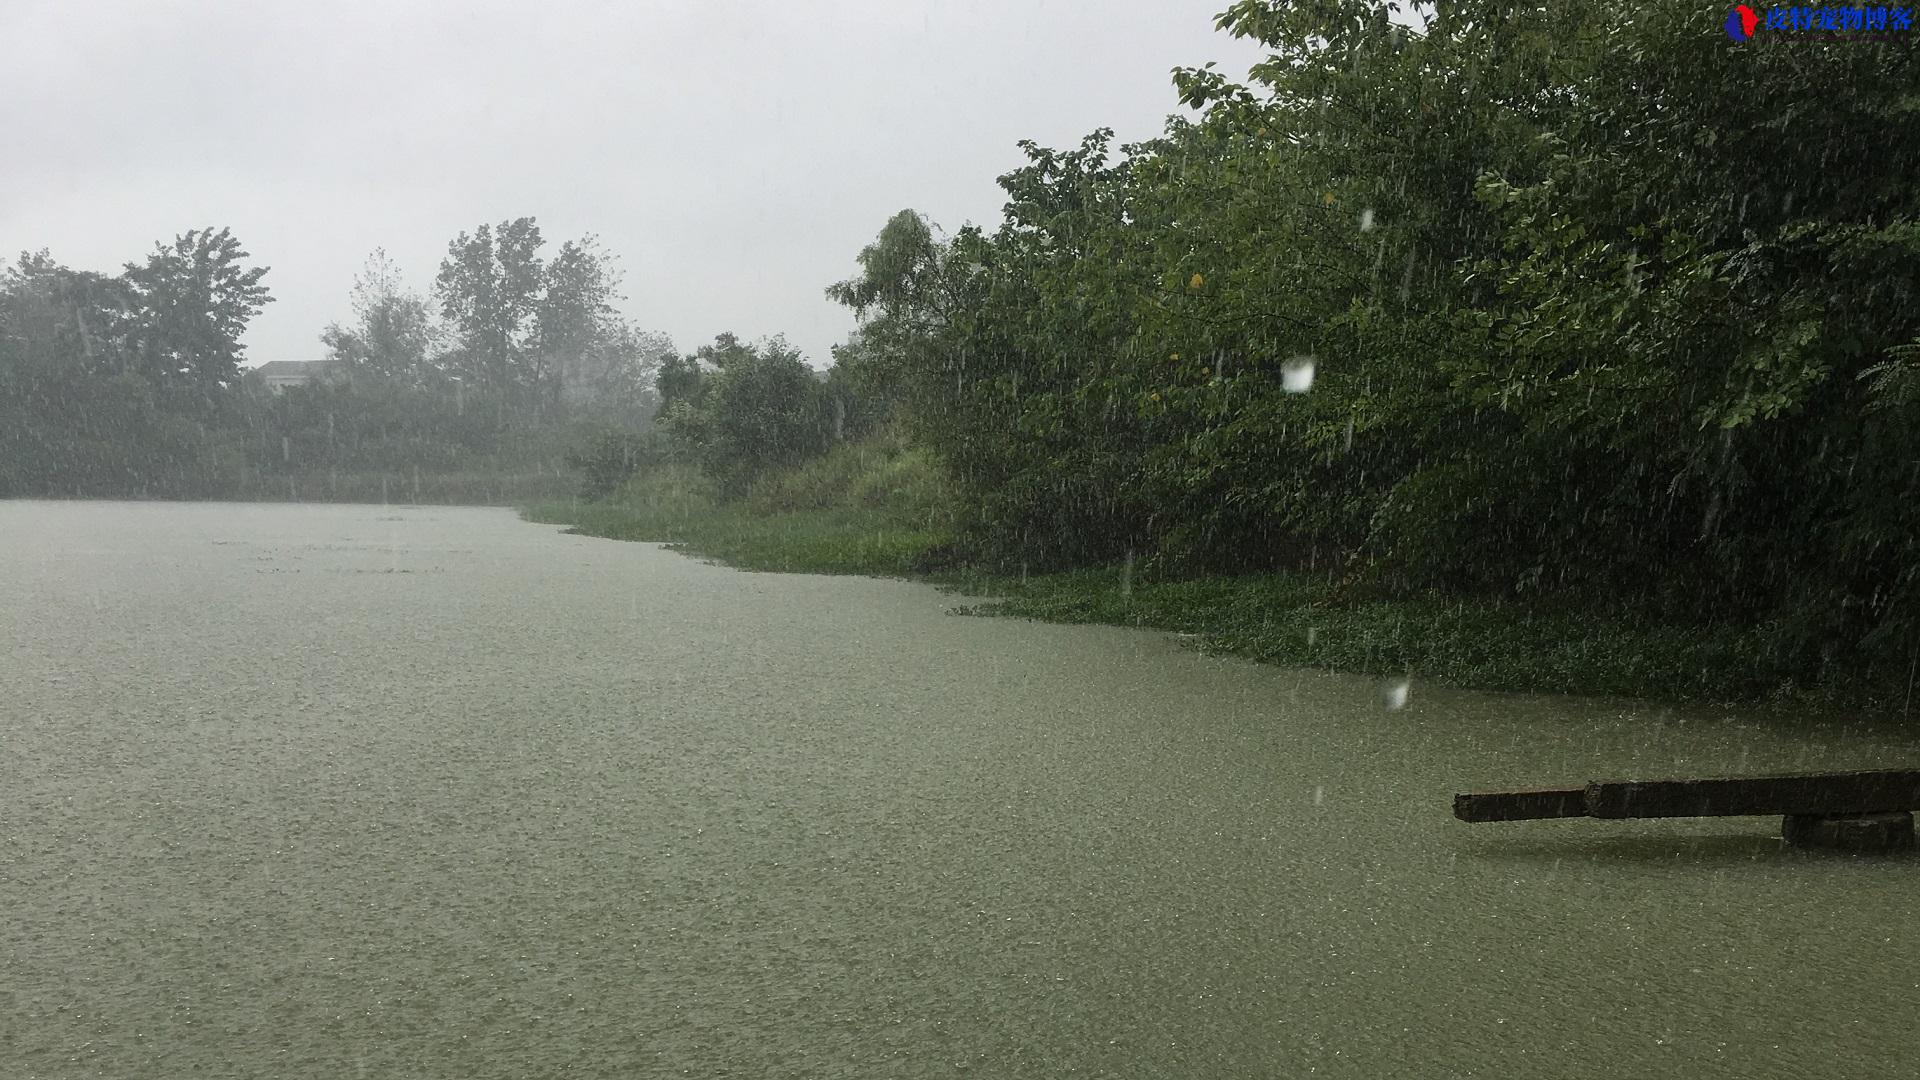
left=1476, top=831, right=1788, bottom=863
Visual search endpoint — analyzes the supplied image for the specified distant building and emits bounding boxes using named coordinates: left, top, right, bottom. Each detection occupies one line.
left=249, top=359, right=348, bottom=393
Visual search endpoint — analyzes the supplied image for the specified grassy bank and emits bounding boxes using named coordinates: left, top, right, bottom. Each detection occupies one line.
left=954, top=568, right=1824, bottom=707
left=524, top=436, right=956, bottom=576
left=525, top=439, right=1885, bottom=712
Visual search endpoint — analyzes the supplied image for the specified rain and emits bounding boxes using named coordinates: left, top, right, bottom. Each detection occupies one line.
left=3, top=2, right=1919, bottom=1078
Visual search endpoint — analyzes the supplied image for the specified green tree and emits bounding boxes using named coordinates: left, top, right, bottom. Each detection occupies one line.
left=321, top=249, right=437, bottom=385
left=121, top=227, right=272, bottom=399
left=0, top=239, right=262, bottom=496
left=538, top=238, right=667, bottom=408
left=827, top=0, right=1920, bottom=689
left=660, top=334, right=830, bottom=495
left=435, top=217, right=546, bottom=401
left=435, top=219, right=660, bottom=414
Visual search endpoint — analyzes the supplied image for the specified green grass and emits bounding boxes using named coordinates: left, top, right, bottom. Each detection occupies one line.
left=526, top=443, right=1887, bottom=712
left=524, top=453, right=955, bottom=576
left=936, top=566, right=1822, bottom=707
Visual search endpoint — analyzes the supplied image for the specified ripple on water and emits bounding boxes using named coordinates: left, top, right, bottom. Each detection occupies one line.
left=2, top=500, right=1918, bottom=1079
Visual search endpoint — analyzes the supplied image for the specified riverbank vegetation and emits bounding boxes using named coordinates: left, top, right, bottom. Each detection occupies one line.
left=535, top=2, right=1920, bottom=712
left=0, top=223, right=664, bottom=503
left=527, top=430, right=958, bottom=575
left=10, top=2, right=1917, bottom=710
left=529, top=431, right=1831, bottom=708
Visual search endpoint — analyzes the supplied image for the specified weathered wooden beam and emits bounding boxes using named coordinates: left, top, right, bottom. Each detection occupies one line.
left=1783, top=811, right=1916, bottom=852
left=1583, top=769, right=1920, bottom=819
left=1453, top=787, right=1589, bottom=823
left=1455, top=769, right=1920, bottom=824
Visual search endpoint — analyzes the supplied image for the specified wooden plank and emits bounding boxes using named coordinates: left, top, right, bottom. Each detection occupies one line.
left=1583, top=769, right=1920, bottom=819
left=1783, top=811, right=1916, bottom=852
left=1453, top=788, right=1589, bottom=823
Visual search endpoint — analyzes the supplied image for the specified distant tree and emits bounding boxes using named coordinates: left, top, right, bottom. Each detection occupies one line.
left=0, top=240, right=259, bottom=496
left=0, top=254, right=110, bottom=492
left=537, top=236, right=617, bottom=403
left=822, top=332, right=891, bottom=442
left=659, top=333, right=830, bottom=494
left=435, top=217, right=545, bottom=400
left=120, top=227, right=272, bottom=396
left=572, top=321, right=674, bottom=410
left=654, top=352, right=706, bottom=407
left=826, top=210, right=954, bottom=328
left=321, top=249, right=437, bottom=385
left=435, top=219, right=660, bottom=412
left=0, top=252, right=124, bottom=377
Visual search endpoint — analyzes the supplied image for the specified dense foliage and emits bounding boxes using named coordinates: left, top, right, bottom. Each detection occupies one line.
left=10, top=1, right=1917, bottom=700
left=0, top=220, right=668, bottom=500
left=652, top=333, right=839, bottom=496
left=1, top=230, right=269, bottom=496
left=827, top=1, right=1920, bottom=685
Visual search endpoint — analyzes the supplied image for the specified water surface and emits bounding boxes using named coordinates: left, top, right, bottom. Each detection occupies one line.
left=4, top=501, right=1917, bottom=1078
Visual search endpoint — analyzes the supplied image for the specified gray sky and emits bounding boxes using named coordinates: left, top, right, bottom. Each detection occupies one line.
left=1, top=1, right=1263, bottom=366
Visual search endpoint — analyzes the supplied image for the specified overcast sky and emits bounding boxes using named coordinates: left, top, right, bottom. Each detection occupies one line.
left=1, top=0, right=1264, bottom=367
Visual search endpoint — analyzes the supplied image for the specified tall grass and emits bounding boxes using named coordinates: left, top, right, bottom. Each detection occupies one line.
left=525, top=436, right=1883, bottom=711
left=524, top=441, right=956, bottom=576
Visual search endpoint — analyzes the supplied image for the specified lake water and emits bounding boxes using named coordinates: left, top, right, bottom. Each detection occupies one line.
left=4, top=501, right=1918, bottom=1078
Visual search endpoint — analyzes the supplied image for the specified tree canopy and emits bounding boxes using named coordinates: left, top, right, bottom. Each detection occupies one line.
left=827, top=0, right=1920, bottom=676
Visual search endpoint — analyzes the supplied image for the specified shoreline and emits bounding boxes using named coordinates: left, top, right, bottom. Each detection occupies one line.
left=522, top=486, right=1896, bottom=718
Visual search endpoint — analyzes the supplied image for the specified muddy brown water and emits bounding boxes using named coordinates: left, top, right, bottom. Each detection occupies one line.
left=4, top=501, right=1917, bottom=1078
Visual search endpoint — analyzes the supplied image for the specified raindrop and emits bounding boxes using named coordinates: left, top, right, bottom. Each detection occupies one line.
left=1281, top=356, right=1316, bottom=394
left=1359, top=208, right=1376, bottom=232
left=1380, top=677, right=1411, bottom=710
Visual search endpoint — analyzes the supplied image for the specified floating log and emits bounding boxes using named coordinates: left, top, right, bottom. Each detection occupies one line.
left=1452, top=787, right=1589, bottom=823
left=1782, top=811, right=1916, bottom=853
left=1455, top=769, right=1920, bottom=822
left=1455, top=769, right=1920, bottom=853
left=1583, top=769, right=1920, bottom=819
